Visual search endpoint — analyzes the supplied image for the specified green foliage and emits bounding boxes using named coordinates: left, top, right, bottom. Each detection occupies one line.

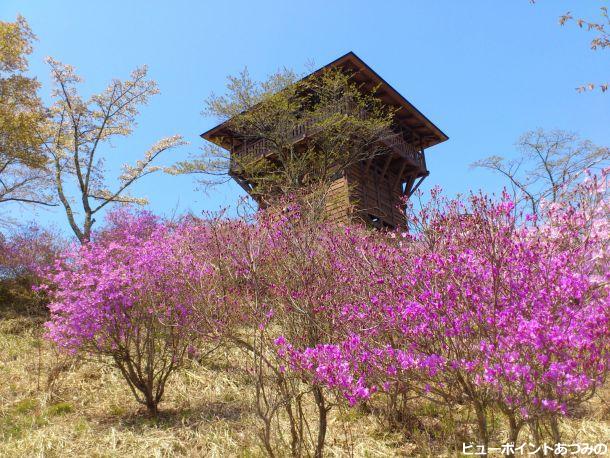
left=47, top=402, right=74, bottom=416
left=172, top=66, right=395, bottom=208
left=1, top=398, right=47, bottom=441
left=0, top=15, right=44, bottom=153
left=0, top=16, right=50, bottom=214
left=13, top=398, right=38, bottom=414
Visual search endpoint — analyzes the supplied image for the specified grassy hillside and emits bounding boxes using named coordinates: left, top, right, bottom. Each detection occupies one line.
left=0, top=312, right=608, bottom=457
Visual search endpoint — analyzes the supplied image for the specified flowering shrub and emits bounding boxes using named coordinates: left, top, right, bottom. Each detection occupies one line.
left=270, top=172, right=609, bottom=449
left=0, top=224, right=64, bottom=315
left=43, top=210, right=205, bottom=415
left=42, top=171, right=609, bottom=451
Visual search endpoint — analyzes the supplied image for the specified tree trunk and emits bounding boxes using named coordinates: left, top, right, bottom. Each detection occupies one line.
left=506, top=413, right=522, bottom=458
left=82, top=213, right=92, bottom=243
left=528, top=420, right=545, bottom=458
left=312, top=386, right=328, bottom=458
left=549, top=416, right=562, bottom=447
left=284, top=395, right=301, bottom=457
left=145, top=397, right=158, bottom=417
left=473, top=401, right=489, bottom=455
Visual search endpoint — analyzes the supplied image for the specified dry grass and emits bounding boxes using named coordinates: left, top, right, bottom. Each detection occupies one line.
left=0, top=313, right=608, bottom=457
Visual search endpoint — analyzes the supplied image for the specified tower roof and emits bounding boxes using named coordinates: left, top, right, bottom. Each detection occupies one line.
left=201, top=51, right=448, bottom=149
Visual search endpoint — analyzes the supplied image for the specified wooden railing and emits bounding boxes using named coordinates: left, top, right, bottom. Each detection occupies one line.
left=381, top=133, right=424, bottom=169
left=231, top=101, right=425, bottom=171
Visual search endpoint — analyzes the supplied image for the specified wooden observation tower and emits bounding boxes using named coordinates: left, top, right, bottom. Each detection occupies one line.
left=201, top=52, right=447, bottom=228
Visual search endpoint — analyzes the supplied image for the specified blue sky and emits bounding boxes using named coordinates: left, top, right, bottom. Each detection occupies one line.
left=2, top=0, right=609, bottom=235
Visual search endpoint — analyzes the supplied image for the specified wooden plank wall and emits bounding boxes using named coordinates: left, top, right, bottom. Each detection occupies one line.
left=345, top=161, right=406, bottom=227
left=324, top=175, right=351, bottom=224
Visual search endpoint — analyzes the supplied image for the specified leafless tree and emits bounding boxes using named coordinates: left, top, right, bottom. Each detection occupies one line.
left=473, top=129, right=609, bottom=215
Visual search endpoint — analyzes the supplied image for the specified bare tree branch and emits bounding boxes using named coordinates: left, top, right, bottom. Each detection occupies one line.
left=473, top=129, right=609, bottom=215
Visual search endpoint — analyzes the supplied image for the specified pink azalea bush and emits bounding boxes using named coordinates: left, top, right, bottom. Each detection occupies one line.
left=0, top=224, right=64, bottom=315
left=42, top=210, right=208, bottom=415
left=42, top=170, right=609, bottom=451
left=42, top=210, right=257, bottom=415
left=271, top=172, right=609, bottom=448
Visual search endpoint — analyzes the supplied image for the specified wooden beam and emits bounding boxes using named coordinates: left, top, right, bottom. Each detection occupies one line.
left=403, top=175, right=416, bottom=197
left=374, top=89, right=388, bottom=98
left=420, top=148, right=427, bottom=171
left=381, top=154, right=392, bottom=178
left=394, top=159, right=409, bottom=189
left=364, top=156, right=373, bottom=175
left=407, top=173, right=429, bottom=197
left=232, top=175, right=253, bottom=195
left=396, top=112, right=416, bottom=120
left=360, top=161, right=369, bottom=216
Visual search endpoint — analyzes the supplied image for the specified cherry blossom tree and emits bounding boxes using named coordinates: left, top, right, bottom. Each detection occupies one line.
left=39, top=59, right=186, bottom=243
